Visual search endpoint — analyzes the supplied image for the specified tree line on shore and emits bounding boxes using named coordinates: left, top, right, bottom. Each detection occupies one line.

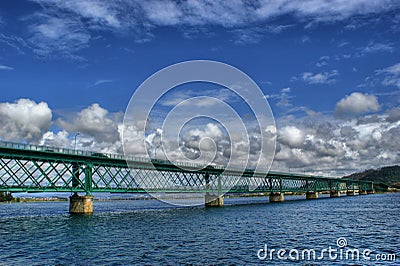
left=343, top=165, right=400, bottom=189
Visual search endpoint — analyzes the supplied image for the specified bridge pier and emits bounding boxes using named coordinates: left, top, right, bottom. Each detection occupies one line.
left=346, top=190, right=356, bottom=196
left=205, top=193, right=224, bottom=207
left=69, top=193, right=94, bottom=214
left=306, top=191, right=318, bottom=200
left=269, top=192, right=284, bottom=203
left=330, top=190, right=340, bottom=197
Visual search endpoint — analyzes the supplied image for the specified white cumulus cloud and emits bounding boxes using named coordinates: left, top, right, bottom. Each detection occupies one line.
left=40, top=130, right=70, bottom=147
left=278, top=126, right=305, bottom=148
left=58, top=103, right=120, bottom=144
left=335, top=92, right=380, bottom=118
left=0, top=98, right=52, bottom=142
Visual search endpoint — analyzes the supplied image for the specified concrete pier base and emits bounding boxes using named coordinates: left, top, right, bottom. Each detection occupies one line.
left=359, top=190, right=367, bottom=195
left=69, top=194, right=94, bottom=214
left=269, top=192, right=284, bottom=203
left=330, top=191, right=340, bottom=198
left=306, top=191, right=318, bottom=200
left=205, top=193, right=224, bottom=207
left=346, top=190, right=356, bottom=196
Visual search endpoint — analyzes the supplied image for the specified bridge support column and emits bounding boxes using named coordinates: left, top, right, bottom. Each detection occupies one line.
left=69, top=193, right=94, bottom=214
left=306, top=191, right=318, bottom=200
left=359, top=190, right=367, bottom=195
left=346, top=190, right=356, bottom=196
left=330, top=190, right=340, bottom=197
left=269, top=192, right=284, bottom=203
left=205, top=193, right=224, bottom=207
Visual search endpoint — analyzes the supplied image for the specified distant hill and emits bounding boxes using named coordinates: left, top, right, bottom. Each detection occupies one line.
left=342, top=165, right=400, bottom=189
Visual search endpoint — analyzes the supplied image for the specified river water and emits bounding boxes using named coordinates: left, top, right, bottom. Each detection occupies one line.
left=0, top=193, right=398, bottom=265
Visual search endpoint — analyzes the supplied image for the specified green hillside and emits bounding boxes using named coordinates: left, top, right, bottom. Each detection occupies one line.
left=342, top=165, right=400, bottom=189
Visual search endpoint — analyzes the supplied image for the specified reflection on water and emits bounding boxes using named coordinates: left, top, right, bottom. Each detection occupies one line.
left=0, top=193, right=398, bottom=265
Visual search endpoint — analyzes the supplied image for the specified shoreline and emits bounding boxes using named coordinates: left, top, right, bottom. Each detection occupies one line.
left=1, top=189, right=399, bottom=204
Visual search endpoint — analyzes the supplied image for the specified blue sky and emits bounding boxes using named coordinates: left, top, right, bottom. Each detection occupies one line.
left=0, top=0, right=400, bottom=176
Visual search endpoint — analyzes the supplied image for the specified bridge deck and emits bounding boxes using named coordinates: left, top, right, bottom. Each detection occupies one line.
left=0, top=141, right=374, bottom=194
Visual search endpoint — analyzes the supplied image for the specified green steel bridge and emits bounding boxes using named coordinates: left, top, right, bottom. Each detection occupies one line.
left=0, top=141, right=375, bottom=213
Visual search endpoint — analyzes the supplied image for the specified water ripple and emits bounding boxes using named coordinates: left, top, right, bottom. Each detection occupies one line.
left=0, top=193, right=398, bottom=265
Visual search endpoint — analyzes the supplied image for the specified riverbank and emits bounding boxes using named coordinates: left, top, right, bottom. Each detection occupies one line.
left=3, top=189, right=398, bottom=204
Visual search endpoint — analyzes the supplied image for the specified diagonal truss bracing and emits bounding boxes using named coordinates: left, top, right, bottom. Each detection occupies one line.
left=0, top=143, right=374, bottom=194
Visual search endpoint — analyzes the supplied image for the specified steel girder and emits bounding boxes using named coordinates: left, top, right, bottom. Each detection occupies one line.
left=0, top=143, right=374, bottom=194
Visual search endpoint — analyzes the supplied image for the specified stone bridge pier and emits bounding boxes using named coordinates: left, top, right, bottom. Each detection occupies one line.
left=205, top=193, right=224, bottom=207
left=269, top=192, right=284, bottom=202
left=69, top=193, right=94, bottom=214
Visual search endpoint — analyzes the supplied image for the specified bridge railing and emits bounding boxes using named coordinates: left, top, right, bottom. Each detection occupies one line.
left=0, top=140, right=225, bottom=170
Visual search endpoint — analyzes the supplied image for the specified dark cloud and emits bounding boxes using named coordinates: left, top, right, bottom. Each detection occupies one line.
left=386, top=107, right=400, bottom=123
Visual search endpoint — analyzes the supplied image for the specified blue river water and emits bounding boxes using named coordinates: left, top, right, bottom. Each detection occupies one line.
left=0, top=193, right=399, bottom=265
